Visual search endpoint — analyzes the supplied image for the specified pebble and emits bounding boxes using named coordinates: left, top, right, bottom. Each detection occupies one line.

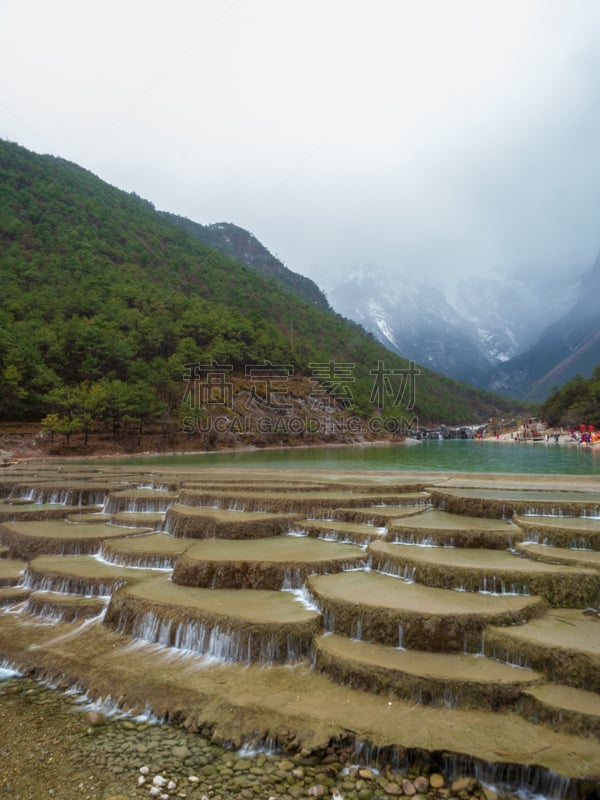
left=1, top=676, right=521, bottom=800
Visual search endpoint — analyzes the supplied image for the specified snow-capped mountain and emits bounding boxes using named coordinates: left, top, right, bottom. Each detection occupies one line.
left=327, top=263, right=581, bottom=391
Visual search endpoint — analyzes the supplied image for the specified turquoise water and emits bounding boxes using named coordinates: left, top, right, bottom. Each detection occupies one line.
left=91, top=439, right=600, bottom=475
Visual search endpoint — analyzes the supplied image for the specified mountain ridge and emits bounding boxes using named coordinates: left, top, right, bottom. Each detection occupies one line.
left=160, top=214, right=330, bottom=312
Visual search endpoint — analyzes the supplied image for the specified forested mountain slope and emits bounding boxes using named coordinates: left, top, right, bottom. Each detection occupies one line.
left=160, top=214, right=330, bottom=312
left=0, top=139, right=516, bottom=432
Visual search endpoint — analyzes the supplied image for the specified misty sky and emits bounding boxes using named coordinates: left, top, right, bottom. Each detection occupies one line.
left=2, top=0, right=600, bottom=293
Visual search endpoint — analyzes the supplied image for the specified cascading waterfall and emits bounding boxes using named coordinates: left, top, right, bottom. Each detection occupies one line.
left=112, top=609, right=312, bottom=665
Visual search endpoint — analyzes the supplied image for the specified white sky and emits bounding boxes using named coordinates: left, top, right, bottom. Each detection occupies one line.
left=2, top=0, right=600, bottom=291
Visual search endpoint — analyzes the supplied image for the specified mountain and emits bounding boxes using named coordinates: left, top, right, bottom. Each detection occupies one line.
left=328, top=263, right=585, bottom=396
left=160, top=214, right=330, bottom=312
left=452, top=272, right=579, bottom=364
left=486, top=253, right=600, bottom=400
left=0, top=138, right=517, bottom=431
left=327, top=265, right=494, bottom=386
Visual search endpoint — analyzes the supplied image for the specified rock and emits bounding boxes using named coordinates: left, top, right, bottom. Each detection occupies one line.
left=414, top=776, right=430, bottom=793
left=140, top=765, right=150, bottom=775
left=402, top=778, right=417, bottom=796
left=168, top=780, right=177, bottom=790
left=138, top=776, right=146, bottom=787
left=358, top=768, right=375, bottom=781
left=188, top=776, right=200, bottom=783
left=482, top=788, right=498, bottom=800
left=291, top=766, right=305, bottom=779
left=172, top=745, right=192, bottom=760
left=383, top=783, right=402, bottom=796
left=331, top=790, right=345, bottom=800
left=451, top=776, right=478, bottom=794
left=307, top=784, right=326, bottom=797
left=430, top=773, right=446, bottom=789
left=149, top=789, right=161, bottom=798
left=152, top=774, right=168, bottom=787
left=85, top=710, right=106, bottom=726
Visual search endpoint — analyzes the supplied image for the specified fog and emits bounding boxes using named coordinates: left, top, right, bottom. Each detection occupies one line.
left=2, top=0, right=599, bottom=292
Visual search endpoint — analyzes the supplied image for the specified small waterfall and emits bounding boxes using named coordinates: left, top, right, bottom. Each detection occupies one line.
left=24, top=595, right=108, bottom=624
left=391, top=534, right=441, bottom=548
left=281, top=568, right=303, bottom=590
left=519, top=532, right=542, bottom=545
left=315, top=530, right=355, bottom=545
left=0, top=659, right=23, bottom=679
left=22, top=568, right=124, bottom=598
left=161, top=510, right=178, bottom=535
left=113, top=609, right=312, bottom=665
left=478, top=630, right=485, bottom=657
left=97, top=546, right=175, bottom=571
left=438, top=754, right=575, bottom=800
left=71, top=689, right=165, bottom=725
left=351, top=617, right=363, bottom=641
left=397, top=624, right=405, bottom=650
left=486, top=645, right=532, bottom=671
left=568, top=538, right=592, bottom=551
left=285, top=585, right=320, bottom=612
left=480, top=576, right=527, bottom=596
left=9, top=486, right=42, bottom=503
left=103, top=496, right=174, bottom=514
left=308, top=735, right=585, bottom=799
left=441, top=687, right=455, bottom=709
left=323, top=608, right=335, bottom=633
left=236, top=736, right=279, bottom=758
left=375, top=560, right=417, bottom=583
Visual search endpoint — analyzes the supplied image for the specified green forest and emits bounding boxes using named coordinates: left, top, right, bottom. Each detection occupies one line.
left=540, top=367, right=600, bottom=428
left=0, top=139, right=519, bottom=441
